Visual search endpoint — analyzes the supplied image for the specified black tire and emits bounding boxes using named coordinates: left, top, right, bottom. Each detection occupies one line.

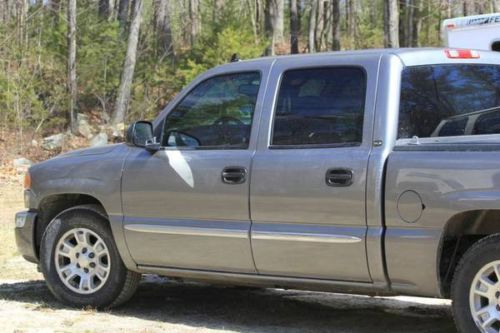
left=40, top=205, right=141, bottom=308
left=451, top=234, right=500, bottom=333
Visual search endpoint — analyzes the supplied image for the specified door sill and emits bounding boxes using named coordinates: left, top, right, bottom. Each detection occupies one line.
left=137, top=264, right=393, bottom=296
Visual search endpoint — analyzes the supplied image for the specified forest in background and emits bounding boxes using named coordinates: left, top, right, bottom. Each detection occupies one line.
left=0, top=0, right=498, bottom=151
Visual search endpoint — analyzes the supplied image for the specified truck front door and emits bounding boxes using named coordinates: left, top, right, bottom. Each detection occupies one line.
left=121, top=66, right=268, bottom=273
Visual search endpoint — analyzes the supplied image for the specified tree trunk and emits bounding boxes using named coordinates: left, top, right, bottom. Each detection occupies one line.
left=315, top=0, right=324, bottom=51
left=117, top=0, right=129, bottom=28
left=398, top=0, right=406, bottom=47
left=189, top=0, right=200, bottom=47
left=290, top=0, right=299, bottom=54
left=98, top=0, right=111, bottom=19
left=274, top=0, right=284, bottom=44
left=331, top=0, right=340, bottom=51
left=308, top=0, right=317, bottom=53
left=411, top=0, right=423, bottom=47
left=347, top=0, right=359, bottom=49
left=213, top=0, right=224, bottom=23
left=47, top=0, right=61, bottom=23
left=384, top=0, right=399, bottom=48
left=493, top=0, right=500, bottom=12
left=154, top=0, right=173, bottom=58
left=67, top=0, right=77, bottom=134
left=406, top=0, right=414, bottom=47
left=264, top=0, right=284, bottom=55
left=112, top=0, right=143, bottom=128
left=464, top=0, right=475, bottom=15
left=264, top=0, right=273, bottom=55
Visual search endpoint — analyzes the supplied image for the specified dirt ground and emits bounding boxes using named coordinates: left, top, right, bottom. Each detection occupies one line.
left=0, top=182, right=457, bottom=333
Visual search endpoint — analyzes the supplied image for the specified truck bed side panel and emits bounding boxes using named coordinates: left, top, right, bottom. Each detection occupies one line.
left=385, top=149, right=500, bottom=297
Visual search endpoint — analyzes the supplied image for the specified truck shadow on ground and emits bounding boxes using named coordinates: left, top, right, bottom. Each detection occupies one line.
left=0, top=276, right=457, bottom=333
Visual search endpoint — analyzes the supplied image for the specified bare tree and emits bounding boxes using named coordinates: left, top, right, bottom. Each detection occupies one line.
left=112, top=0, right=143, bottom=128
left=213, top=0, right=224, bottom=23
left=117, top=0, right=129, bottom=29
left=68, top=0, right=78, bottom=134
left=493, top=0, right=500, bottom=12
left=308, top=0, right=318, bottom=53
left=274, top=0, right=284, bottom=44
left=290, top=0, right=299, bottom=54
left=98, top=0, right=111, bottom=19
left=189, top=0, right=200, bottom=46
left=331, top=0, right=340, bottom=51
left=264, top=0, right=284, bottom=55
left=154, top=0, right=173, bottom=58
left=384, top=0, right=399, bottom=48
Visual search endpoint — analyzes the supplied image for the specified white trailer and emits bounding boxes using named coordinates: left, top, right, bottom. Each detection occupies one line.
left=442, top=13, right=500, bottom=51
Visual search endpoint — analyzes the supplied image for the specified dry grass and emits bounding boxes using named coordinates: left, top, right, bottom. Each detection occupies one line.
left=0, top=182, right=41, bottom=281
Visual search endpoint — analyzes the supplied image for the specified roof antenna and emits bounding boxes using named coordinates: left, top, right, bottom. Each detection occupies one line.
left=230, top=53, right=240, bottom=62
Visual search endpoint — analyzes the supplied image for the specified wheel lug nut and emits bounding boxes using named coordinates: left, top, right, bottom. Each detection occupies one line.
left=75, top=253, right=79, bottom=258
left=76, top=263, right=80, bottom=268
left=84, top=268, right=89, bottom=273
left=82, top=248, right=87, bottom=254
left=496, top=305, right=500, bottom=311
left=89, top=253, right=95, bottom=259
left=496, top=292, right=500, bottom=298
left=90, top=262, right=96, bottom=268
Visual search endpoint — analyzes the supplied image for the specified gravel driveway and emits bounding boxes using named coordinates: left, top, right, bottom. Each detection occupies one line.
left=0, top=275, right=457, bottom=333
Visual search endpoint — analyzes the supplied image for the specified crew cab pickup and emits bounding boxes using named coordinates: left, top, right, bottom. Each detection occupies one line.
left=15, top=48, right=500, bottom=332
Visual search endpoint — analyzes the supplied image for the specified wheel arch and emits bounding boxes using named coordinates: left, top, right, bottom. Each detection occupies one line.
left=36, top=193, right=108, bottom=259
left=438, top=209, right=500, bottom=297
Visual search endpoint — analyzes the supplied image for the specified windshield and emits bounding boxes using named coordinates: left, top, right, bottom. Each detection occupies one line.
left=398, top=64, right=500, bottom=139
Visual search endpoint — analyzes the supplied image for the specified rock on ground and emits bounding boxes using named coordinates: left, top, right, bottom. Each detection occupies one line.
left=90, top=133, right=108, bottom=147
left=41, top=133, right=65, bottom=151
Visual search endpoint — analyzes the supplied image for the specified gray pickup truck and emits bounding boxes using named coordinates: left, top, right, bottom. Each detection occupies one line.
left=14, top=48, right=500, bottom=332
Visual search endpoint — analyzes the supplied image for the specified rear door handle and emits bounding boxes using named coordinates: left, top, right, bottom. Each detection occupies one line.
left=222, top=166, right=247, bottom=184
left=326, top=168, right=353, bottom=187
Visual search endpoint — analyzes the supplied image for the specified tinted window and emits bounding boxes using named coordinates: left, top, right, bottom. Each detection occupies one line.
left=399, top=64, right=500, bottom=139
left=163, top=72, right=261, bottom=148
left=271, top=67, right=366, bottom=146
left=474, top=110, right=500, bottom=135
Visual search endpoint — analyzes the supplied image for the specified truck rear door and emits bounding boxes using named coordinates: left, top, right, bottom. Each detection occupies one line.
left=249, top=55, right=380, bottom=282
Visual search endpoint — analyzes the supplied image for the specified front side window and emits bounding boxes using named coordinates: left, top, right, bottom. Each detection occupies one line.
left=163, top=72, right=261, bottom=148
left=399, top=64, right=500, bottom=139
left=271, top=67, right=366, bottom=146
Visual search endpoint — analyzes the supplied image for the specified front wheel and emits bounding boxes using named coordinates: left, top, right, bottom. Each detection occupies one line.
left=40, top=205, right=140, bottom=308
left=452, top=234, right=500, bottom=333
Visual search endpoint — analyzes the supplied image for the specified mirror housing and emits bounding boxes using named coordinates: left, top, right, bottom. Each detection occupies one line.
left=126, top=121, right=158, bottom=152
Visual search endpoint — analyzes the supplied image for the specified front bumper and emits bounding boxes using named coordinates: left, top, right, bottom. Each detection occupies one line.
left=15, top=211, right=38, bottom=264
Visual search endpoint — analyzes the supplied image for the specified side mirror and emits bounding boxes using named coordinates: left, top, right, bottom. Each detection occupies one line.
left=126, top=121, right=159, bottom=152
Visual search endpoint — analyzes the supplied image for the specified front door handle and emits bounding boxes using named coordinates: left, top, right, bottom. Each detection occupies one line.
left=222, top=166, right=247, bottom=184
left=326, top=168, right=353, bottom=187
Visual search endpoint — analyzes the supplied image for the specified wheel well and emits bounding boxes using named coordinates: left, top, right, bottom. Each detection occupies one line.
left=439, top=210, right=500, bottom=297
left=35, top=194, right=107, bottom=258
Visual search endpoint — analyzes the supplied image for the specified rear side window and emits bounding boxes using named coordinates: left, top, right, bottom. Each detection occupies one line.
left=399, top=64, right=500, bottom=139
left=271, top=67, right=366, bottom=147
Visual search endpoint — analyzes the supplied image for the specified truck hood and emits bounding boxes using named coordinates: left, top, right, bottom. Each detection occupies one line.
left=57, top=143, right=122, bottom=158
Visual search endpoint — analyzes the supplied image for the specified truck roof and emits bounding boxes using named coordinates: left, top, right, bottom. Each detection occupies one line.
left=213, top=48, right=500, bottom=71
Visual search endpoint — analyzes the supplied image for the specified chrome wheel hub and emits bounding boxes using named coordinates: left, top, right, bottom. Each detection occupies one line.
left=470, top=260, right=500, bottom=332
left=54, top=228, right=111, bottom=294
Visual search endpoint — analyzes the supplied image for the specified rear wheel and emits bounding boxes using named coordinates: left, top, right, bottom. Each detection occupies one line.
left=452, top=234, right=500, bottom=332
left=40, top=205, right=140, bottom=308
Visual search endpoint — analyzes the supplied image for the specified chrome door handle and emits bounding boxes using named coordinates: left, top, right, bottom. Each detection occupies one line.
left=325, top=168, right=353, bottom=187
left=222, top=166, right=247, bottom=184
